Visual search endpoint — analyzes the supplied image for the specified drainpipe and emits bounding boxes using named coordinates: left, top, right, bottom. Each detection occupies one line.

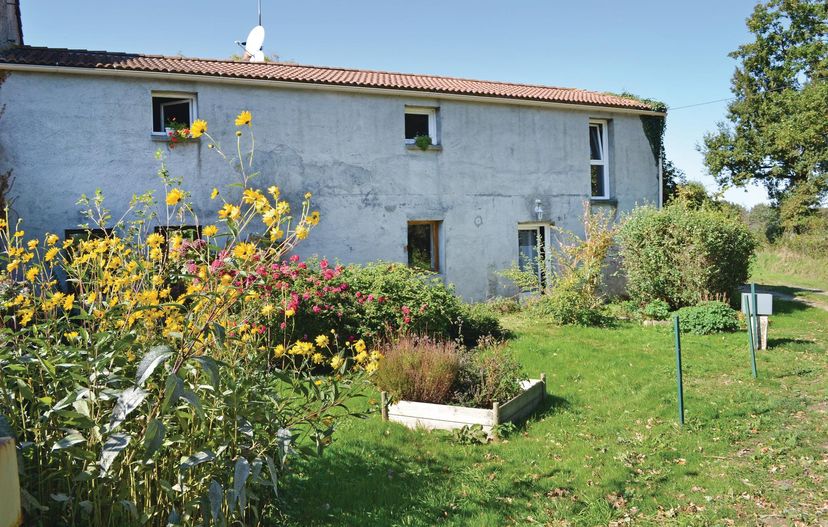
left=657, top=152, right=663, bottom=209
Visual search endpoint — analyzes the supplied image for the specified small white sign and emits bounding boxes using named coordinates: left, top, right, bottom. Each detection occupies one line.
left=741, top=293, right=773, bottom=316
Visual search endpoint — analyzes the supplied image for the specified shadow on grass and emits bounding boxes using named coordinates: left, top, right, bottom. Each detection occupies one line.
left=767, top=337, right=816, bottom=349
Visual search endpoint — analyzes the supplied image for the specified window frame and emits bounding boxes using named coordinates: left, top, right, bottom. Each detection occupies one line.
left=151, top=91, right=198, bottom=136
left=589, top=119, right=610, bottom=199
left=404, top=106, right=438, bottom=145
left=406, top=220, right=441, bottom=273
left=517, top=223, right=551, bottom=289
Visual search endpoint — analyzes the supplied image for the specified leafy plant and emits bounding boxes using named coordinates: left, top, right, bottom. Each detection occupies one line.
left=453, top=424, right=489, bottom=445
left=0, top=112, right=371, bottom=526
left=675, top=301, right=740, bottom=335
left=413, top=134, right=432, bottom=151
left=373, top=336, right=460, bottom=404
left=618, top=202, right=756, bottom=309
left=641, top=299, right=671, bottom=321
left=453, top=338, right=526, bottom=408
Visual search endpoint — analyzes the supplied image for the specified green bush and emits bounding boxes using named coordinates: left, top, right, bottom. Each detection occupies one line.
left=675, top=301, right=740, bottom=335
left=453, top=338, right=526, bottom=408
left=618, top=203, right=757, bottom=309
left=458, top=302, right=507, bottom=346
left=642, top=299, right=671, bottom=321
left=532, top=279, right=610, bottom=327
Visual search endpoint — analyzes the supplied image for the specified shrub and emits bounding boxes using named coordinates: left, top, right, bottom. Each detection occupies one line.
left=618, top=203, right=757, bottom=309
left=453, top=338, right=526, bottom=408
left=0, top=114, right=370, bottom=526
left=641, top=299, right=671, bottom=321
left=485, top=296, right=521, bottom=314
left=674, top=301, right=740, bottom=335
left=457, top=302, right=506, bottom=346
left=532, top=278, right=610, bottom=326
left=373, top=336, right=460, bottom=404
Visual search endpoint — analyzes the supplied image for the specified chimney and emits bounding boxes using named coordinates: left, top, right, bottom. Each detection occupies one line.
left=0, top=0, right=22, bottom=50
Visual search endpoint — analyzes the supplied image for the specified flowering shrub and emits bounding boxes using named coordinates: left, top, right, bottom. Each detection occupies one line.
left=0, top=113, right=373, bottom=526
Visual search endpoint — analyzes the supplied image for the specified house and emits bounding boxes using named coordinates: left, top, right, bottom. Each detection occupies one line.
left=0, top=3, right=664, bottom=300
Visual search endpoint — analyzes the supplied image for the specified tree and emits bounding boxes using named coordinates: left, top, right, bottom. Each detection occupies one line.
left=662, top=159, right=687, bottom=204
left=702, top=0, right=827, bottom=216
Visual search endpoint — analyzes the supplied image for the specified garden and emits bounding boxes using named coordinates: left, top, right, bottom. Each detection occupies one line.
left=1, top=115, right=826, bottom=527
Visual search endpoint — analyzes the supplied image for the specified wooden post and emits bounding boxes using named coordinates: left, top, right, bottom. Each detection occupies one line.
left=759, top=316, right=769, bottom=350
left=492, top=402, right=500, bottom=427
left=380, top=391, right=389, bottom=421
left=750, top=283, right=760, bottom=350
left=540, top=373, right=547, bottom=402
left=0, top=437, right=21, bottom=527
left=673, top=316, right=685, bottom=426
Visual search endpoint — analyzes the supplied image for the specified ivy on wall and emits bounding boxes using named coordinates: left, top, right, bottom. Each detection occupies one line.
left=610, top=92, right=667, bottom=166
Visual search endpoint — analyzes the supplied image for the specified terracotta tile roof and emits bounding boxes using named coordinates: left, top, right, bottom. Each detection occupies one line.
left=0, top=46, right=660, bottom=112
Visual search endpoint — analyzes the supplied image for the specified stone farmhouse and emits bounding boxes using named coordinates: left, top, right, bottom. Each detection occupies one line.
left=0, top=1, right=664, bottom=299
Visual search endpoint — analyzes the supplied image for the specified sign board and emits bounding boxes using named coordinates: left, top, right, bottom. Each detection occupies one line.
left=740, top=293, right=773, bottom=316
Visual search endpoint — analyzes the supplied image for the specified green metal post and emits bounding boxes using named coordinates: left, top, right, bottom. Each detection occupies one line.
left=750, top=283, right=760, bottom=349
left=746, top=303, right=758, bottom=379
left=673, top=316, right=685, bottom=426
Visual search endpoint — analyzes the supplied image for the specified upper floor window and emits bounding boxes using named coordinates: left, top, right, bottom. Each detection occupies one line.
left=405, top=107, right=438, bottom=146
left=589, top=120, right=609, bottom=199
left=152, top=92, right=197, bottom=135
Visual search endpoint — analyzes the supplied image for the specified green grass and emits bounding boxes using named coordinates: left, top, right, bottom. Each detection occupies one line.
left=280, top=303, right=828, bottom=526
left=751, top=247, right=828, bottom=292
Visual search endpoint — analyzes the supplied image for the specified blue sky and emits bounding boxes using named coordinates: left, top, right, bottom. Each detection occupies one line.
left=20, top=0, right=766, bottom=207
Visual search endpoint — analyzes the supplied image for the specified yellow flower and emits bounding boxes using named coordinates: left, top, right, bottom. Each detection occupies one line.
left=218, top=203, right=241, bottom=221
left=203, top=225, right=218, bottom=237
left=365, top=361, right=379, bottom=374
left=262, top=208, right=279, bottom=227
left=44, top=247, right=59, bottom=262
left=355, top=350, right=369, bottom=363
left=295, top=225, right=309, bottom=240
left=304, top=192, right=312, bottom=199
left=232, top=242, right=255, bottom=260
left=210, top=187, right=219, bottom=200
left=64, top=331, right=79, bottom=340
left=261, top=304, right=274, bottom=316
left=190, top=119, right=208, bottom=138
left=274, top=345, right=286, bottom=358
left=45, top=234, right=59, bottom=246
left=275, top=201, right=290, bottom=215
left=311, top=352, right=324, bottom=365
left=27, top=239, right=39, bottom=250
left=25, top=267, right=38, bottom=282
left=62, top=239, right=74, bottom=249
left=235, top=110, right=252, bottom=127
left=354, top=339, right=367, bottom=354
left=307, top=211, right=320, bottom=226
left=63, top=294, right=74, bottom=311
left=150, top=247, right=163, bottom=260
left=330, top=356, right=344, bottom=370
left=166, top=188, right=184, bottom=206
left=13, top=230, right=24, bottom=238
left=315, top=334, right=330, bottom=348
left=267, top=186, right=280, bottom=199
left=146, top=232, right=165, bottom=248
left=285, top=308, right=295, bottom=318
left=18, top=308, right=34, bottom=327
left=7, top=260, right=19, bottom=273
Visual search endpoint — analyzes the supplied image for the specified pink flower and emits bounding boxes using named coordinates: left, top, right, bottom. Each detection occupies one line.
left=320, top=259, right=329, bottom=269
left=401, top=306, right=411, bottom=315
left=290, top=254, right=300, bottom=262
left=312, top=305, right=321, bottom=313
left=367, top=294, right=374, bottom=302
left=403, top=316, right=411, bottom=324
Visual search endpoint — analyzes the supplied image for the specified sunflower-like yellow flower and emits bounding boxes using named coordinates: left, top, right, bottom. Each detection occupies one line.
left=232, top=242, right=255, bottom=260
left=146, top=232, right=165, bottom=248
left=44, top=247, right=59, bottom=262
left=166, top=188, right=184, bottom=206
left=285, top=308, right=295, bottom=318
left=295, top=225, right=309, bottom=240
left=190, top=119, right=208, bottom=138
left=267, top=186, right=280, bottom=199
left=307, top=211, right=320, bottom=226
left=235, top=110, right=252, bottom=127
left=27, top=239, right=38, bottom=250
left=218, top=203, right=241, bottom=221
left=261, top=304, right=274, bottom=316
left=46, top=234, right=59, bottom=246
left=25, top=267, right=38, bottom=282
left=315, top=334, right=330, bottom=348
left=210, top=187, right=219, bottom=200
left=203, top=225, right=218, bottom=237
left=330, top=355, right=344, bottom=370
left=62, top=294, right=74, bottom=311
left=274, top=345, right=286, bottom=358
left=311, top=352, right=325, bottom=365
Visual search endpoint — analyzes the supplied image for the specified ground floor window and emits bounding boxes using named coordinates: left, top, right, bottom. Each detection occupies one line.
left=407, top=220, right=440, bottom=272
left=518, top=225, right=547, bottom=288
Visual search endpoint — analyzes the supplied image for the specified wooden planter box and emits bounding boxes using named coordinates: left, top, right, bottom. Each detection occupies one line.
left=382, top=374, right=546, bottom=435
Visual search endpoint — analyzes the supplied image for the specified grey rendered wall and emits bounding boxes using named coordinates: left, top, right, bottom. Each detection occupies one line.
left=0, top=72, right=658, bottom=300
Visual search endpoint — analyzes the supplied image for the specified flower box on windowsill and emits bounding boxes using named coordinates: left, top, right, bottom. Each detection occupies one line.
left=150, top=132, right=200, bottom=144
left=381, top=375, right=546, bottom=436
left=405, top=143, right=443, bottom=152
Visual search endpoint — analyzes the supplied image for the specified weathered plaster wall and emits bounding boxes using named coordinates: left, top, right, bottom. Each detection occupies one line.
left=0, top=72, right=659, bottom=299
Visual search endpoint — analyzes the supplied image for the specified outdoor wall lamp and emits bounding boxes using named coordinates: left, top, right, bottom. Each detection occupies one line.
left=534, top=199, right=544, bottom=221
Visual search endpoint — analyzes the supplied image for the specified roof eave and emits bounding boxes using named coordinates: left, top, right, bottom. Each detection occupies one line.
left=0, top=62, right=666, bottom=116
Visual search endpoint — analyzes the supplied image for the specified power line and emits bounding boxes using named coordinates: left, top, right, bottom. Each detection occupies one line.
left=668, top=85, right=792, bottom=111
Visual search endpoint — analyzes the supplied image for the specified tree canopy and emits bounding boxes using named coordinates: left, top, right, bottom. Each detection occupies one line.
left=702, top=0, right=827, bottom=212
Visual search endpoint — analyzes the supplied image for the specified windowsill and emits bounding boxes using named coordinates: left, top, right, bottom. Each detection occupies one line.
left=150, top=133, right=201, bottom=143
left=590, top=197, right=618, bottom=206
left=405, top=144, right=443, bottom=152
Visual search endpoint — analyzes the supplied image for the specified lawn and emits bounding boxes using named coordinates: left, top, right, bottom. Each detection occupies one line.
left=280, top=301, right=828, bottom=526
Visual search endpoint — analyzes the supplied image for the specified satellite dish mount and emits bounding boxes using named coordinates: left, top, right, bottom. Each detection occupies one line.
left=236, top=0, right=266, bottom=62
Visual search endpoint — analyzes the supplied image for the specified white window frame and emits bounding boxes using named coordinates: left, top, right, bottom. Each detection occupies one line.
left=517, top=222, right=552, bottom=288
left=404, top=106, right=438, bottom=145
left=152, top=91, right=198, bottom=136
left=589, top=119, right=610, bottom=199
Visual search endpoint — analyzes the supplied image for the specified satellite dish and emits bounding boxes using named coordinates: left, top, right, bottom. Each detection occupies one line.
left=244, top=25, right=265, bottom=56
left=250, top=50, right=265, bottom=63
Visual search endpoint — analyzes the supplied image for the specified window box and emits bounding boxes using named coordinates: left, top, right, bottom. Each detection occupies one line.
left=382, top=376, right=546, bottom=437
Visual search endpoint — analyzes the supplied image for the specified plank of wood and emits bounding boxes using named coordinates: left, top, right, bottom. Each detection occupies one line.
left=389, top=400, right=493, bottom=424
left=388, top=415, right=494, bottom=434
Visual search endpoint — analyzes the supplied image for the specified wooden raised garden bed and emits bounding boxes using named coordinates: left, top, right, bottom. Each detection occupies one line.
left=381, top=374, right=546, bottom=435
